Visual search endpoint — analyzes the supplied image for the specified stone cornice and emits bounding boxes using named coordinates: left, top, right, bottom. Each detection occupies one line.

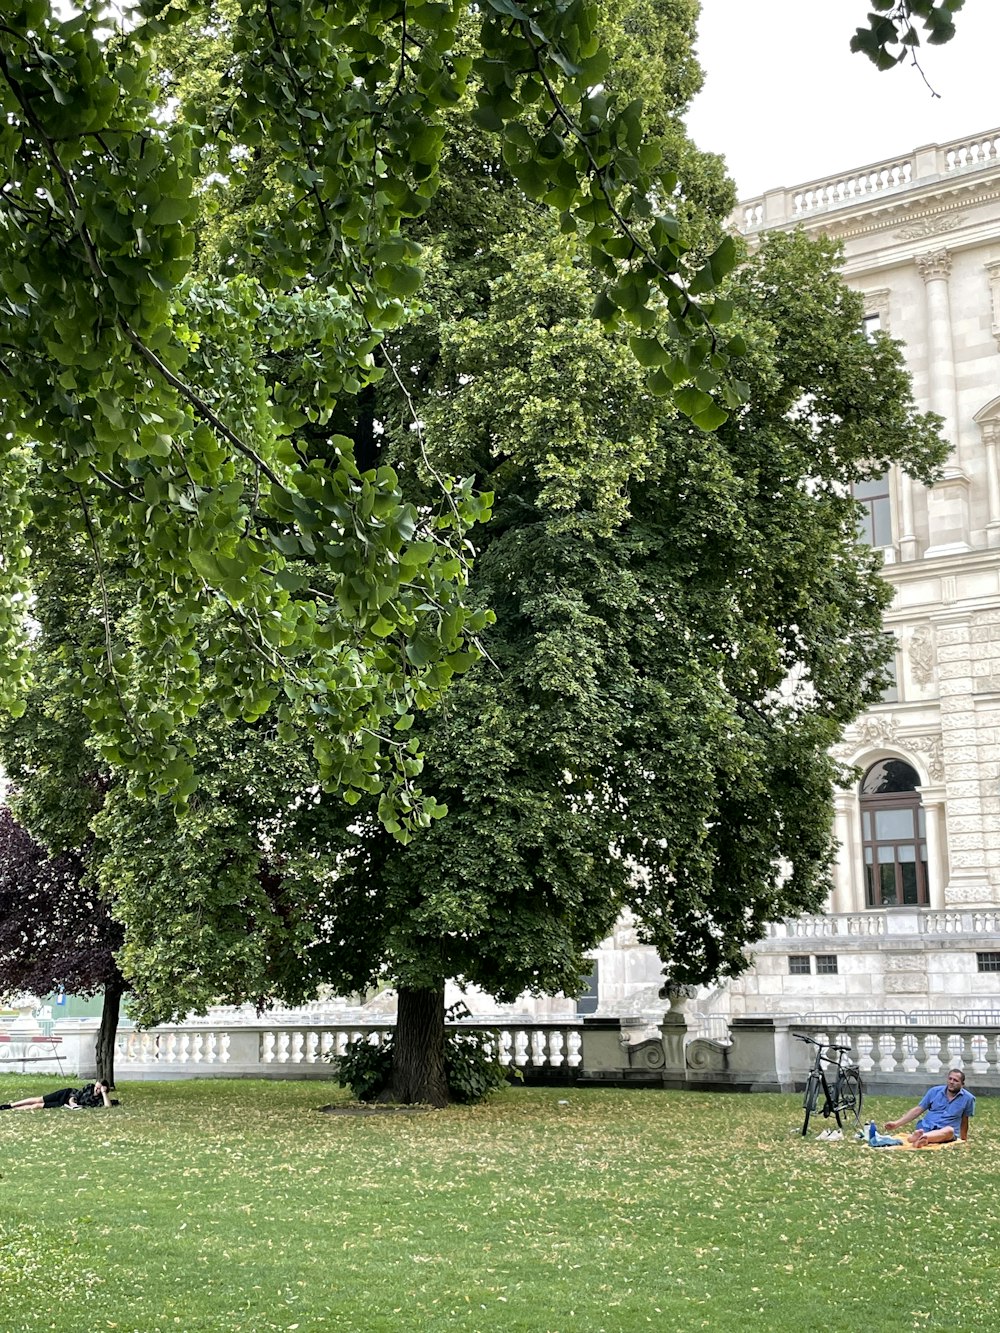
left=747, top=182, right=1000, bottom=247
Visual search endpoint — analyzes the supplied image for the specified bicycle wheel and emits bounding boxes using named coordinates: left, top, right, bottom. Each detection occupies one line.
left=836, top=1069, right=864, bottom=1131
left=801, top=1072, right=822, bottom=1136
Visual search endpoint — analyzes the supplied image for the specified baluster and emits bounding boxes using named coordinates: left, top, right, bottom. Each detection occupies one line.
left=513, top=1030, right=529, bottom=1068
left=876, top=1032, right=895, bottom=1073
left=547, top=1029, right=565, bottom=1069
left=920, top=1030, right=942, bottom=1076
left=261, top=1031, right=275, bottom=1064
left=946, top=1032, right=965, bottom=1072
left=900, top=1031, right=918, bottom=1073
left=970, top=1034, right=988, bottom=1075
left=566, top=1029, right=582, bottom=1068
left=498, top=1029, right=513, bottom=1069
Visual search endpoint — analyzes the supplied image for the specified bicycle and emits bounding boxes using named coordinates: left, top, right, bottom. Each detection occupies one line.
left=795, top=1033, right=864, bottom=1137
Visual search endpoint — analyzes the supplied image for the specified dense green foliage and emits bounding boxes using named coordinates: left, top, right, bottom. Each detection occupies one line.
left=0, top=0, right=744, bottom=831
left=0, top=5, right=948, bottom=1106
left=1, top=1077, right=998, bottom=1331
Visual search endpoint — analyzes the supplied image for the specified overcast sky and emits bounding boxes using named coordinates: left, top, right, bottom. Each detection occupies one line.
left=685, top=2, right=1000, bottom=200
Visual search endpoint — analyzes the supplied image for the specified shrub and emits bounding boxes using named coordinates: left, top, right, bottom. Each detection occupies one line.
left=333, top=1036, right=393, bottom=1102
left=332, top=1027, right=516, bottom=1104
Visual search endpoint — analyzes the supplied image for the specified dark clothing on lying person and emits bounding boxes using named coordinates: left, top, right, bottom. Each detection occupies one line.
left=43, top=1086, right=105, bottom=1108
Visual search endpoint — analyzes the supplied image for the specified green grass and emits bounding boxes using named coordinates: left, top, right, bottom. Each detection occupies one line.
left=1, top=1077, right=997, bottom=1332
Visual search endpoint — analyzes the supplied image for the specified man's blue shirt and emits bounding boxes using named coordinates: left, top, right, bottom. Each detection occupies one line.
left=917, top=1084, right=975, bottom=1134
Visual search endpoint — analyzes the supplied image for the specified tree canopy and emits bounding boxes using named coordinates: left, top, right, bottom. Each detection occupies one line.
left=0, top=1, right=952, bottom=1105
left=0, top=0, right=746, bottom=832
left=0, top=805, right=125, bottom=1083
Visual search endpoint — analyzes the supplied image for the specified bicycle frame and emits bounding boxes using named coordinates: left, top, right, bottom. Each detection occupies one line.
left=796, top=1033, right=864, bottom=1137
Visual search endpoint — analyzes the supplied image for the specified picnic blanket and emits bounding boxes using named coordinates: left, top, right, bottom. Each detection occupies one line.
left=869, top=1133, right=967, bottom=1151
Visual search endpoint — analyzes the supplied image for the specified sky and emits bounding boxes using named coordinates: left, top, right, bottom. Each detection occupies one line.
left=685, top=2, right=1000, bottom=201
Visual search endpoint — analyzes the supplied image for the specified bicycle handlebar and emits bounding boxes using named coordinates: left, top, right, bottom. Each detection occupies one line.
left=794, top=1033, right=852, bottom=1055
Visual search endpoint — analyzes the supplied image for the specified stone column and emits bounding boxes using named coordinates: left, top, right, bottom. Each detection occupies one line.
left=917, top=784, right=947, bottom=911
left=932, top=613, right=991, bottom=904
left=832, top=789, right=860, bottom=913
left=918, top=249, right=971, bottom=553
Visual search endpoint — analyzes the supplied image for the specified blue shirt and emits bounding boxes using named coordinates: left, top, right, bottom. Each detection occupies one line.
left=917, top=1084, right=975, bottom=1135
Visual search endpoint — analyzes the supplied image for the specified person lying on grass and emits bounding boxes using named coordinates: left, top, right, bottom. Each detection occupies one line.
left=0, top=1079, right=113, bottom=1111
left=885, top=1068, right=974, bottom=1146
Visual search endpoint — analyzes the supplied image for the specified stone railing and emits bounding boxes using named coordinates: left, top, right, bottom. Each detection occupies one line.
left=764, top=908, right=1000, bottom=940
left=111, top=1021, right=585, bottom=1083
left=737, top=127, right=1000, bottom=232
left=29, top=1013, right=1000, bottom=1100
left=786, top=1018, right=1000, bottom=1097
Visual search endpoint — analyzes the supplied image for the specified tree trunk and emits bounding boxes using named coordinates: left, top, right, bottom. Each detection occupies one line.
left=94, top=977, right=125, bottom=1088
left=387, top=982, right=448, bottom=1107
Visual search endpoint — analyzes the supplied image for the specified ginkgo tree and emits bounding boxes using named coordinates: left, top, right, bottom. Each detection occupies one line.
left=0, top=0, right=744, bottom=831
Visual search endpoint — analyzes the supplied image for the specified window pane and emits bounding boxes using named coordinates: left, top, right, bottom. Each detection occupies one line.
left=879, top=863, right=898, bottom=904
left=872, top=497, right=893, bottom=546
left=864, top=846, right=873, bottom=864
left=863, top=812, right=872, bottom=840
left=862, top=760, right=919, bottom=794
left=865, top=865, right=876, bottom=907
left=898, top=845, right=915, bottom=862
left=854, top=477, right=888, bottom=500
left=919, top=808, right=926, bottom=836
left=876, top=808, right=914, bottom=840
left=901, top=861, right=919, bottom=904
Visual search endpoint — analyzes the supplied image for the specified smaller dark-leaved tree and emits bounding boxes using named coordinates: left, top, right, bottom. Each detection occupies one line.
left=0, top=808, right=125, bottom=1086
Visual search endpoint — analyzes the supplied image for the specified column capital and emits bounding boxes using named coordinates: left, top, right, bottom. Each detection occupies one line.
left=917, top=248, right=951, bottom=282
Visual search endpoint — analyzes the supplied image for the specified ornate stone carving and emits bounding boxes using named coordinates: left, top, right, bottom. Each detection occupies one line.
left=863, top=287, right=891, bottom=332
left=831, top=713, right=944, bottom=779
left=906, top=734, right=945, bottom=781
left=895, top=212, right=964, bottom=240
left=916, top=248, right=952, bottom=281
left=686, top=1038, right=729, bottom=1073
left=909, top=624, right=936, bottom=686
left=626, top=1038, right=666, bottom=1071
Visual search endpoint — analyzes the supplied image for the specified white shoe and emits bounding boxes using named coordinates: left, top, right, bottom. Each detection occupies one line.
left=816, top=1128, right=832, bottom=1140
left=826, top=1130, right=843, bottom=1141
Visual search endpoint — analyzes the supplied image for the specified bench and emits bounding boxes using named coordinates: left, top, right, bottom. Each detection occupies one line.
left=0, top=1034, right=66, bottom=1074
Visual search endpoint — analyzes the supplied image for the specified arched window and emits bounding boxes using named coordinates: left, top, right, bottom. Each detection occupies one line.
left=860, top=759, right=928, bottom=907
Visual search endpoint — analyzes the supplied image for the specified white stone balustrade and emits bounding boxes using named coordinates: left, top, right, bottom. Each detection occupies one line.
left=108, top=1021, right=583, bottom=1082
left=766, top=909, right=1000, bottom=939
left=736, top=128, right=1000, bottom=232
left=788, top=1019, right=1000, bottom=1095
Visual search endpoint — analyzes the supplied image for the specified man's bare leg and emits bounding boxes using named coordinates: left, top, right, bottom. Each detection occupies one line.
left=908, top=1127, right=955, bottom=1147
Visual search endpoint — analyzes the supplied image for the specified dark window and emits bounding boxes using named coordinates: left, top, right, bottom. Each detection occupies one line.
left=815, top=955, right=838, bottom=975
left=860, top=760, right=928, bottom=907
left=863, top=634, right=899, bottom=704
left=853, top=473, right=893, bottom=547
left=576, top=962, right=599, bottom=1014
left=789, top=955, right=811, bottom=975
left=977, top=953, right=1000, bottom=973
left=880, top=635, right=899, bottom=703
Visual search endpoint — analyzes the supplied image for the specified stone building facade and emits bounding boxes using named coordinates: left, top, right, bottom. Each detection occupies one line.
left=721, top=127, right=1000, bottom=1019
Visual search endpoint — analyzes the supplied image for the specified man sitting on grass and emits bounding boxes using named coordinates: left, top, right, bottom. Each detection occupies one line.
left=0, top=1079, right=113, bottom=1111
left=885, top=1068, right=974, bottom=1146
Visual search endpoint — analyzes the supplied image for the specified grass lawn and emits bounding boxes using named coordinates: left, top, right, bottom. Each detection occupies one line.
left=1, top=1076, right=998, bottom=1332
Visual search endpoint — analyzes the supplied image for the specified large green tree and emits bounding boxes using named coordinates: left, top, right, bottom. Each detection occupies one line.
left=0, top=2, right=950, bottom=1107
